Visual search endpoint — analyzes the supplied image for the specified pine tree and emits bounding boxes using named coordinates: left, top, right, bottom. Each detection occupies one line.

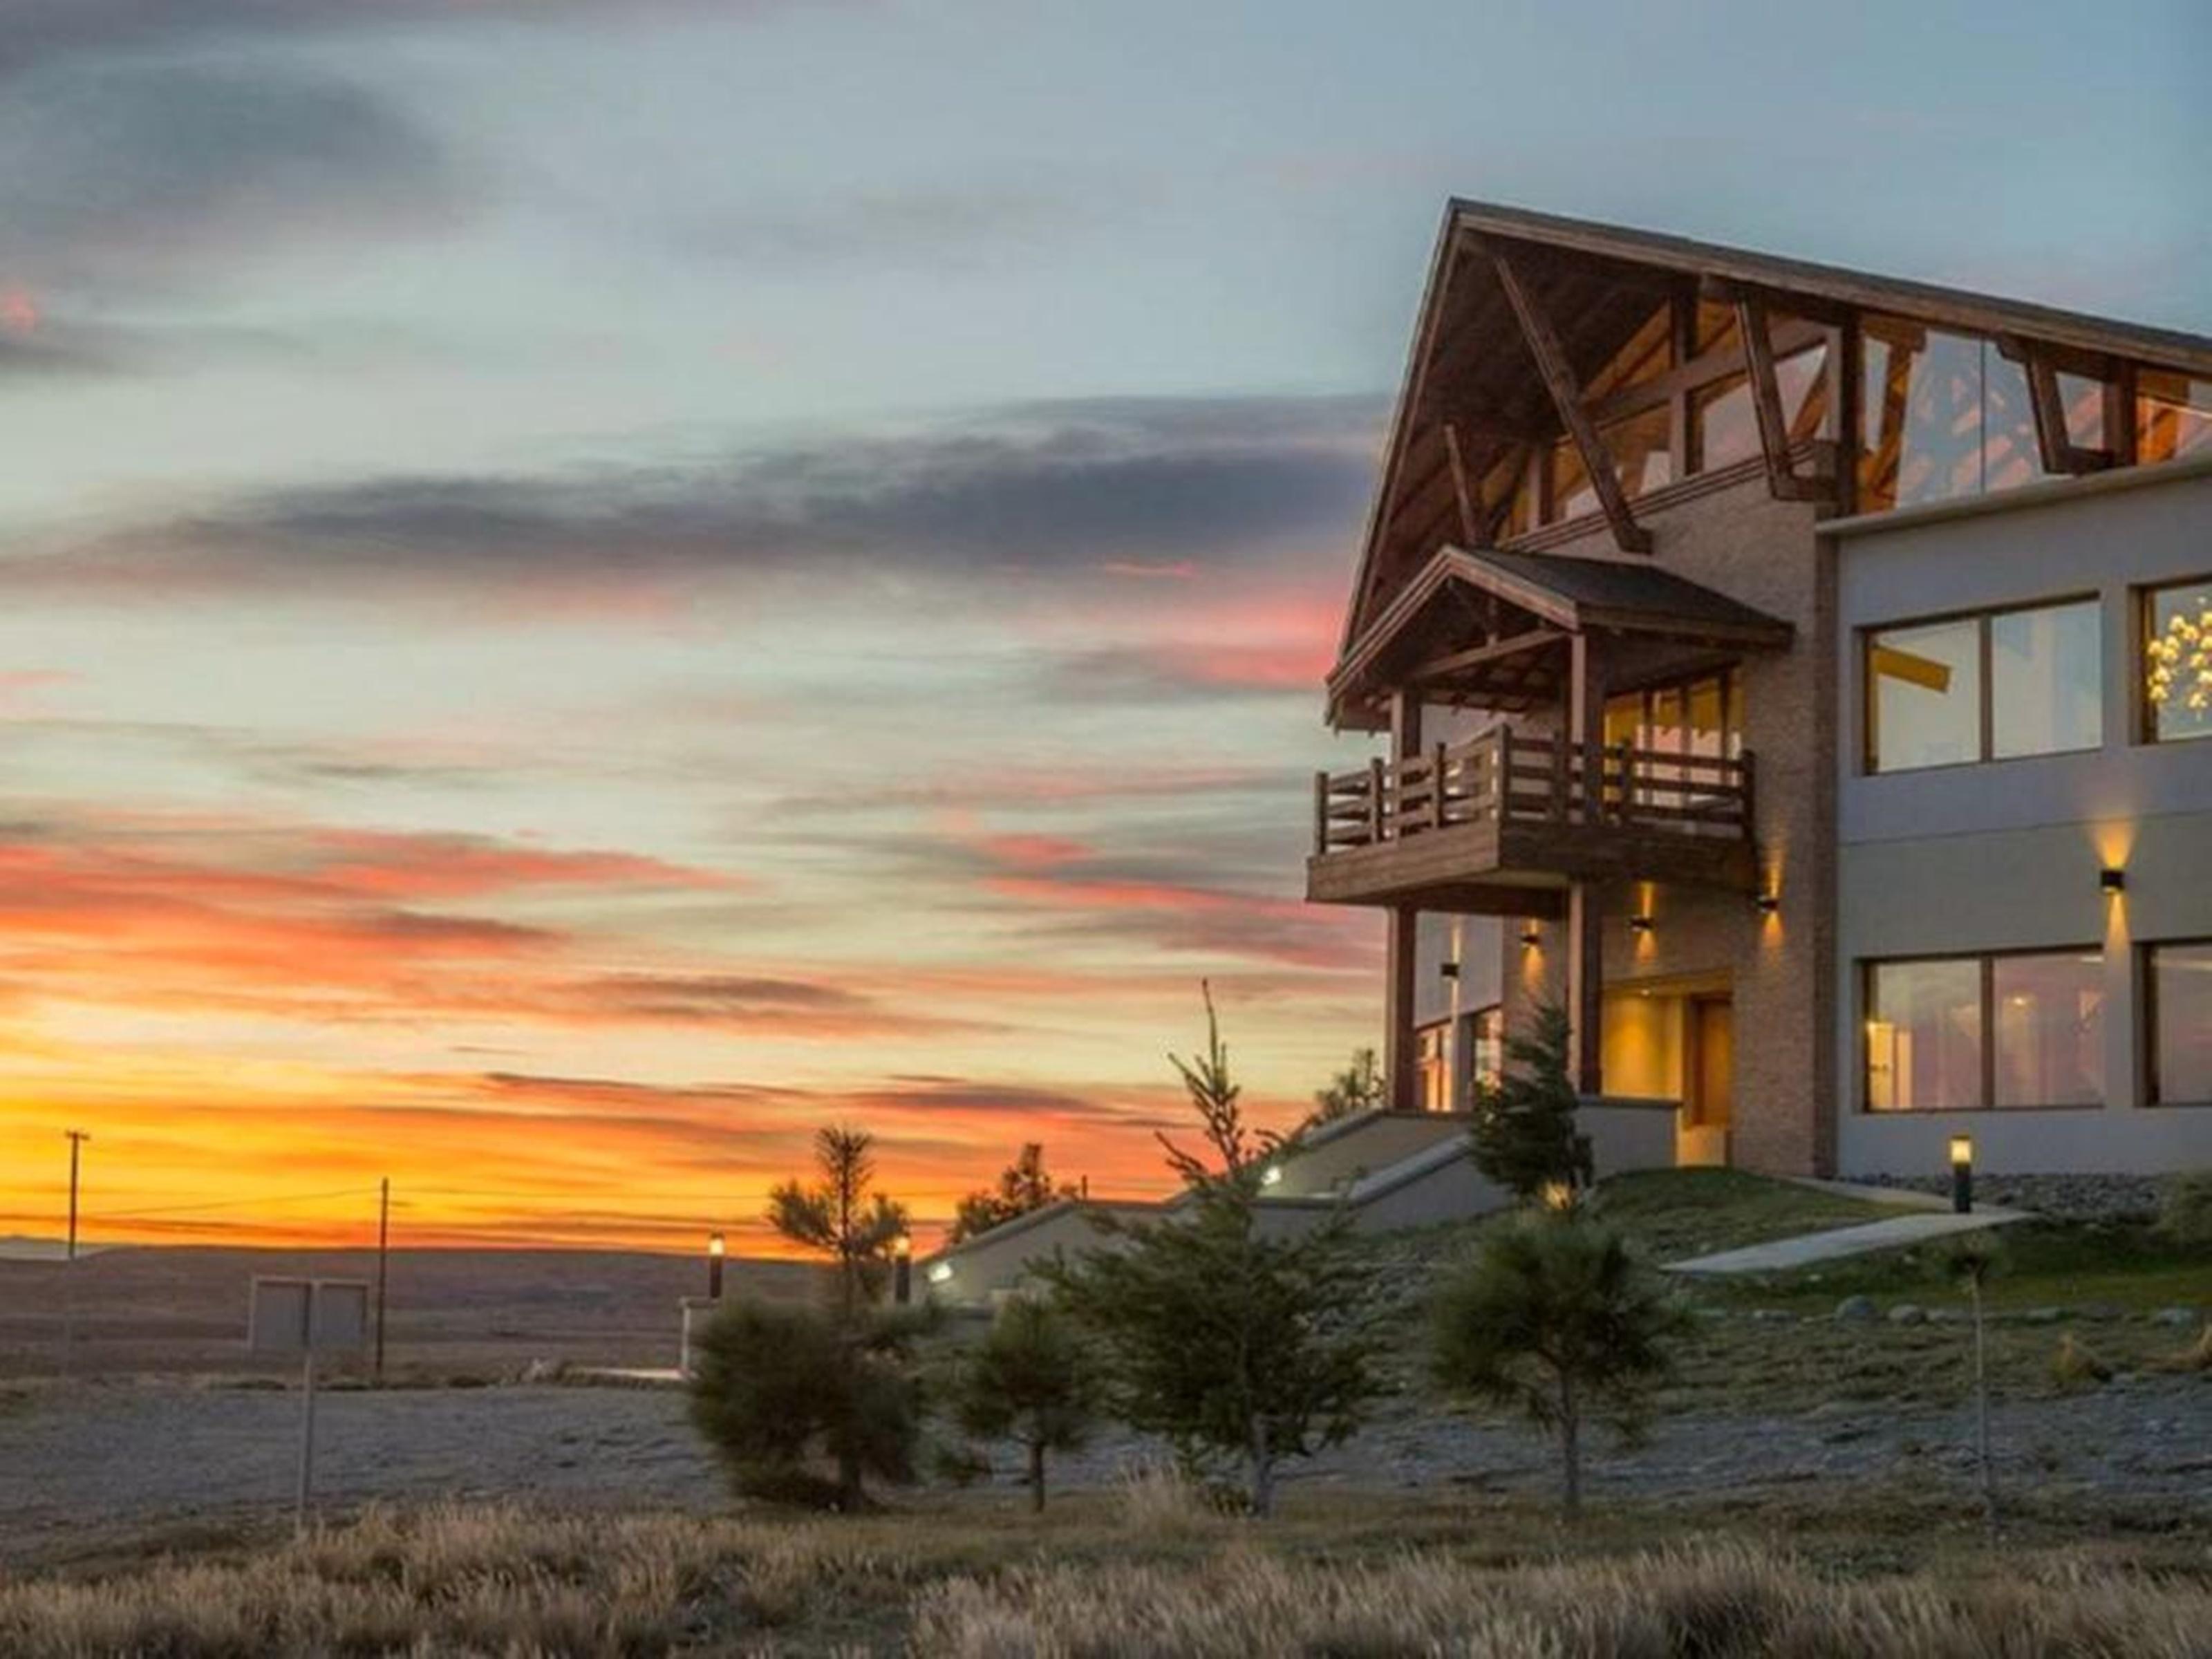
left=1302, top=1048, right=1385, bottom=1134
left=1430, top=1208, right=1686, bottom=1519
left=767, top=1125, right=910, bottom=1314
left=948, top=1143, right=1079, bottom=1244
left=1041, top=986, right=1378, bottom=1517
left=954, top=1297, right=1098, bottom=1512
left=1469, top=1002, right=1592, bottom=1199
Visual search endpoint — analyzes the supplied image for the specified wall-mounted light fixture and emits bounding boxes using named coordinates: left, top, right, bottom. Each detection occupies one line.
left=1439, top=960, right=1460, bottom=980
left=1948, top=1135, right=1974, bottom=1215
left=1261, top=1162, right=1284, bottom=1187
left=1519, top=925, right=1542, bottom=949
left=926, top=1259, right=954, bottom=1286
left=2100, top=867, right=2126, bottom=895
left=1629, top=915, right=1654, bottom=935
left=1754, top=891, right=1780, bottom=916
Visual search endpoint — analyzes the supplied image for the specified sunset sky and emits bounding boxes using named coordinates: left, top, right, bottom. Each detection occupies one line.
left=1, top=1, right=2203, bottom=1252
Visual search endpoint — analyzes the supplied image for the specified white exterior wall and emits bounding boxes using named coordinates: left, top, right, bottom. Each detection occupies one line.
left=1831, top=460, right=2212, bottom=1177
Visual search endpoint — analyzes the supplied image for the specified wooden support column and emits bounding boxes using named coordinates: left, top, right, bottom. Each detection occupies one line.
left=1486, top=248, right=1651, bottom=555
left=1734, top=293, right=1828, bottom=503
left=1384, top=905, right=1421, bottom=1112
left=1566, top=632, right=1606, bottom=1095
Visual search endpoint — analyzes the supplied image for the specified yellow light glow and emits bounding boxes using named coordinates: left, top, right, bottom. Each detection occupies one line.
left=892, top=1232, right=912, bottom=1259
left=708, top=1232, right=725, bottom=1257
left=1948, top=1135, right=1974, bottom=1169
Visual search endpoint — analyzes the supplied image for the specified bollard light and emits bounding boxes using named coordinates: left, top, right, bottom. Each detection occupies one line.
left=892, top=1233, right=913, bottom=1306
left=706, top=1231, right=725, bottom=1300
left=1539, top=1180, right=1575, bottom=1213
left=1948, top=1136, right=1974, bottom=1215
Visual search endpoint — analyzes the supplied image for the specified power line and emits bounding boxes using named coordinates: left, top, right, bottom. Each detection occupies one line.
left=87, top=1185, right=379, bottom=1223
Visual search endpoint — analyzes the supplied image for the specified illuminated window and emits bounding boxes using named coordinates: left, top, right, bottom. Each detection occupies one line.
left=2141, top=576, right=2212, bottom=744
left=1465, top=1004, right=1505, bottom=1092
left=1415, top=1022, right=1450, bottom=1113
left=1866, top=599, right=2101, bottom=772
left=2146, top=941, right=2212, bottom=1105
left=1866, top=951, right=2104, bottom=1112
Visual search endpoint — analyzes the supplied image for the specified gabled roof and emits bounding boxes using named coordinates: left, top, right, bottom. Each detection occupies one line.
left=1339, top=200, right=2212, bottom=659
left=1327, top=545, right=1791, bottom=727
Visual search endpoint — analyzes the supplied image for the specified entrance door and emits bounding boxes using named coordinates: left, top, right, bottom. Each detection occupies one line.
left=1689, top=996, right=1734, bottom=1135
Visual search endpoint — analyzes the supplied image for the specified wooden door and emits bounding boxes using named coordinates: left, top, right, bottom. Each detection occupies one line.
left=1691, top=997, right=1734, bottom=1130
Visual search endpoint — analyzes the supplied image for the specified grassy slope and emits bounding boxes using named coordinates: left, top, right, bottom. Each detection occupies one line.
left=1365, top=1169, right=2210, bottom=1415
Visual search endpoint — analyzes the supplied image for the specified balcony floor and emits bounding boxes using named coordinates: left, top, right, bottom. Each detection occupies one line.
left=1306, top=816, right=1757, bottom=910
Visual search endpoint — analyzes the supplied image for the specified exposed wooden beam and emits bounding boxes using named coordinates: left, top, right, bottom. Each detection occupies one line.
left=1407, top=627, right=1566, bottom=684
left=1486, top=247, right=1651, bottom=555
left=1441, top=423, right=1485, bottom=546
left=1734, top=294, right=1831, bottom=503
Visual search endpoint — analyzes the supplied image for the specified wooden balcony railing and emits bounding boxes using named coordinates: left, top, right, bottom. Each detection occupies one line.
left=1312, top=729, right=1755, bottom=856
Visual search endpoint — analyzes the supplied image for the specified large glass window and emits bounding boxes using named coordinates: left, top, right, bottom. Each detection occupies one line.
left=1866, top=599, right=2101, bottom=771
left=1464, top=1004, right=1505, bottom=1094
left=2138, top=371, right=2212, bottom=465
left=1991, top=601, right=2103, bottom=758
left=1866, top=618, right=1980, bottom=771
left=1866, top=951, right=2106, bottom=1112
left=2148, top=941, right=2212, bottom=1105
left=1690, top=343, right=1830, bottom=474
left=2142, top=577, right=2212, bottom=744
left=1416, top=1022, right=1450, bottom=1113
left=1991, top=953, right=2105, bottom=1107
left=1866, top=958, right=1983, bottom=1111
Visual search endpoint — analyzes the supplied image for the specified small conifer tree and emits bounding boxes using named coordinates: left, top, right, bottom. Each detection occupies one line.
left=954, top=1297, right=1098, bottom=1512
left=1470, top=1002, right=1592, bottom=1199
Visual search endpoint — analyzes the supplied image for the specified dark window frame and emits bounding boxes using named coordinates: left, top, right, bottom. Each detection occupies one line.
left=1860, top=946, right=2107, bottom=1114
left=1861, top=592, right=2103, bottom=776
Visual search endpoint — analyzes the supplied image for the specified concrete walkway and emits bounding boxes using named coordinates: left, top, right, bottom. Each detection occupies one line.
left=1664, top=1205, right=2032, bottom=1276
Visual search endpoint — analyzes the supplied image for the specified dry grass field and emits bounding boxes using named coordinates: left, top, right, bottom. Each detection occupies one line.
left=2, top=1487, right=2209, bottom=1658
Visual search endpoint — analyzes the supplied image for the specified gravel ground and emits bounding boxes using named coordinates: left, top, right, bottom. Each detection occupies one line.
left=2, top=1374, right=2203, bottom=1566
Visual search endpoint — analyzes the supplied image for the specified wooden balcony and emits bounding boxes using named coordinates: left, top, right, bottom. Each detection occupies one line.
left=1307, top=728, right=1758, bottom=910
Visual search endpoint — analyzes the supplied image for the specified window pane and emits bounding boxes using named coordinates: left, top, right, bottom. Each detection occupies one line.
left=1550, top=440, right=1593, bottom=524
left=1980, top=349, right=2045, bottom=494
left=1777, top=342, right=1830, bottom=442
left=1686, top=677, right=1725, bottom=759
left=1606, top=406, right=1674, bottom=500
left=1991, top=601, right=2101, bottom=758
left=1472, top=1006, right=1505, bottom=1091
left=1691, top=373, right=1759, bottom=473
left=2150, top=942, right=2212, bottom=1105
left=2059, top=371, right=2106, bottom=451
left=1417, top=1024, right=1450, bottom=1112
left=1869, top=618, right=1980, bottom=771
left=1867, top=959, right=1983, bottom=1110
left=2139, top=371, right=2212, bottom=465
left=1992, top=953, right=2104, bottom=1107
left=1860, top=324, right=1985, bottom=511
left=2144, top=579, right=2212, bottom=744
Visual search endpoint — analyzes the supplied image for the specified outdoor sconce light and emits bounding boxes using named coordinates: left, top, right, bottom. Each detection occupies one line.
left=2100, top=867, right=2126, bottom=895
left=1519, top=925, right=1542, bottom=949
left=1754, top=892, right=1780, bottom=916
left=1262, top=1162, right=1284, bottom=1187
left=927, top=1259, right=953, bottom=1286
left=1629, top=915, right=1654, bottom=935
left=1949, top=1136, right=1974, bottom=1215
left=892, top=1232, right=913, bottom=1305
left=1439, top=960, right=1460, bottom=980
left=706, top=1232, right=726, bottom=1301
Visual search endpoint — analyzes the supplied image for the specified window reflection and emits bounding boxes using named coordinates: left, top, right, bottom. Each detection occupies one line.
left=2148, top=941, right=2212, bottom=1105
left=1692, top=344, right=1830, bottom=472
left=2139, top=371, right=2211, bottom=464
left=1867, top=618, right=1979, bottom=771
left=1991, top=600, right=2101, bottom=758
left=1991, top=953, right=2104, bottom=1107
left=1860, top=323, right=1984, bottom=510
left=1866, top=959, right=1983, bottom=1111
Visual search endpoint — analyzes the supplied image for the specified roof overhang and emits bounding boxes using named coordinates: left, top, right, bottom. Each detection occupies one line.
left=1327, top=545, right=1792, bottom=729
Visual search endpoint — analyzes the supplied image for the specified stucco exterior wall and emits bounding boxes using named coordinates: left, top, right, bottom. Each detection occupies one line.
left=1830, top=462, right=2212, bottom=1177
left=1267, top=1111, right=1470, bottom=1197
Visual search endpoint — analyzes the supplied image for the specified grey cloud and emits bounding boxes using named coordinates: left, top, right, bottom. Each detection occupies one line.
left=0, top=63, right=465, bottom=299
left=0, top=1, right=838, bottom=79
left=1, top=393, right=1385, bottom=599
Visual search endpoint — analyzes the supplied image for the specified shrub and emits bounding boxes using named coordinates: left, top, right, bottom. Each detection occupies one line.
left=949, top=1143, right=1078, bottom=1244
left=686, top=1297, right=924, bottom=1510
left=2156, top=1170, right=2212, bottom=1248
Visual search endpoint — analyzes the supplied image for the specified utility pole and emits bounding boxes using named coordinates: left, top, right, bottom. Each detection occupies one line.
left=62, top=1130, right=89, bottom=1371
left=374, top=1177, right=390, bottom=1385
left=64, top=1130, right=89, bottom=1260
